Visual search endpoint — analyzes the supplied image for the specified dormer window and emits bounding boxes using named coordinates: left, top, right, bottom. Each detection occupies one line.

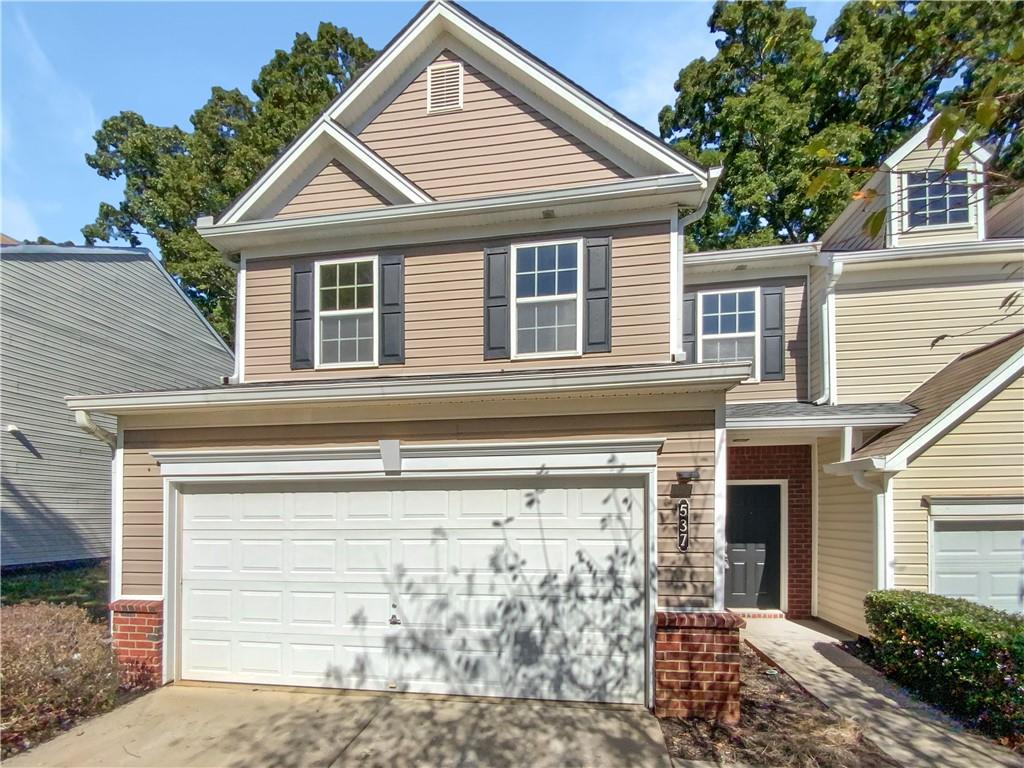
left=906, top=170, right=969, bottom=228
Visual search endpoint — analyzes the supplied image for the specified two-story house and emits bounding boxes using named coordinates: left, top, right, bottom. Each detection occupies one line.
left=66, top=1, right=1022, bottom=724
left=697, top=123, right=1023, bottom=635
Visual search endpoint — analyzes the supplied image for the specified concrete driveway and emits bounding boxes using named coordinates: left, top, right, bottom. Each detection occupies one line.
left=7, top=685, right=672, bottom=768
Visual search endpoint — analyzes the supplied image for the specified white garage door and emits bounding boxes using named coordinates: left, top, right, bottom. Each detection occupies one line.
left=179, top=476, right=646, bottom=703
left=933, top=519, right=1024, bottom=613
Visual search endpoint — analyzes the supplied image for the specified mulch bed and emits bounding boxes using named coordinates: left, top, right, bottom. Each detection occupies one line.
left=660, top=644, right=899, bottom=767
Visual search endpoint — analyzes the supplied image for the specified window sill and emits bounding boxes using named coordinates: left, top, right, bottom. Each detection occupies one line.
left=510, top=351, right=583, bottom=362
left=314, top=362, right=380, bottom=371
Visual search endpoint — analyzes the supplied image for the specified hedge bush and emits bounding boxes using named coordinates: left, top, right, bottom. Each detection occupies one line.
left=0, top=603, right=121, bottom=756
left=863, top=589, right=1024, bottom=744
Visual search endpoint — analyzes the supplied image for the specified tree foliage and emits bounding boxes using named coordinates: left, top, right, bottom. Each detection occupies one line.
left=83, top=23, right=376, bottom=341
left=660, top=0, right=1024, bottom=251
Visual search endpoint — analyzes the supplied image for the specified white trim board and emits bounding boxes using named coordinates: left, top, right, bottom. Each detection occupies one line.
left=68, top=361, right=750, bottom=415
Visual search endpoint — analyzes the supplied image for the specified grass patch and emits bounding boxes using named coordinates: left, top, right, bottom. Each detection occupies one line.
left=1, top=561, right=109, bottom=621
left=661, top=645, right=897, bottom=767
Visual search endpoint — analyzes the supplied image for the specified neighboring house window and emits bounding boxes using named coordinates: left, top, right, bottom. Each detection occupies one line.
left=511, top=240, right=582, bottom=358
left=315, top=256, right=378, bottom=367
left=697, top=288, right=760, bottom=380
left=906, top=170, right=970, bottom=227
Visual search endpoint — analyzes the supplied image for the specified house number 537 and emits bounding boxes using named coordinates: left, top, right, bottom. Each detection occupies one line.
left=676, top=499, right=689, bottom=552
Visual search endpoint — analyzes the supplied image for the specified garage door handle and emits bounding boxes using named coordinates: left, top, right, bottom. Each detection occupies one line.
left=389, top=614, right=402, bottom=625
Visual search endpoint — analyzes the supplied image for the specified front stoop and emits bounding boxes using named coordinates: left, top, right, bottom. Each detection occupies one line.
left=110, top=599, right=164, bottom=688
left=654, top=611, right=745, bottom=724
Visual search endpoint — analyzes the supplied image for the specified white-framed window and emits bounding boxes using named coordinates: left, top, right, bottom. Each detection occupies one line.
left=904, top=169, right=970, bottom=228
left=697, top=287, right=760, bottom=381
left=314, top=255, right=378, bottom=368
left=426, top=61, right=463, bottom=113
left=510, top=239, right=583, bottom=359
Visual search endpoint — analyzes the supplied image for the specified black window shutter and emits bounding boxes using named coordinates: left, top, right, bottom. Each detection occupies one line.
left=761, top=285, right=785, bottom=380
left=584, top=237, right=612, bottom=353
left=379, top=253, right=405, bottom=365
left=483, top=245, right=510, bottom=360
left=681, top=292, right=696, bottom=364
left=291, top=260, right=315, bottom=369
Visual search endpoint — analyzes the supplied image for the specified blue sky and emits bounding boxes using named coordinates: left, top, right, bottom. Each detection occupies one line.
left=0, top=1, right=844, bottom=249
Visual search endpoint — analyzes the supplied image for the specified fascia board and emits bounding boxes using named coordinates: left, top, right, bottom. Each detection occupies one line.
left=66, top=361, right=751, bottom=415
left=828, top=238, right=1024, bottom=267
left=199, top=173, right=704, bottom=254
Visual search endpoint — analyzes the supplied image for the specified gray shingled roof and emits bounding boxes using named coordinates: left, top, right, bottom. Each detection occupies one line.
left=727, top=401, right=916, bottom=427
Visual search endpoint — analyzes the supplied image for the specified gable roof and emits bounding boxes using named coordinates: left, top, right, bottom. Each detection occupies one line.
left=211, top=1, right=710, bottom=231
left=821, top=116, right=994, bottom=252
left=218, top=118, right=432, bottom=225
left=0, top=244, right=234, bottom=392
left=330, top=1, right=705, bottom=179
left=851, top=329, right=1024, bottom=465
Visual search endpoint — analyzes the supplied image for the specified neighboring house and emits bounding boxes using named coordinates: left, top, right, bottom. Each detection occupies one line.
left=64, top=1, right=1023, bottom=723
left=1, top=245, right=234, bottom=567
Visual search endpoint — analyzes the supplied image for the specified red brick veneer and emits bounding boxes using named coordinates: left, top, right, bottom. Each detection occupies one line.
left=728, top=444, right=813, bottom=619
left=654, top=611, right=745, bottom=724
left=110, top=599, right=163, bottom=688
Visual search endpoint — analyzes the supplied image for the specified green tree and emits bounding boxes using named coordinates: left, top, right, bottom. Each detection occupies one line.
left=660, top=0, right=1024, bottom=251
left=83, top=23, right=376, bottom=342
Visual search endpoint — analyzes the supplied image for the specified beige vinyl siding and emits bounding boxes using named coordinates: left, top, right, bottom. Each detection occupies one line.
left=836, top=277, right=1024, bottom=403
left=689, top=277, right=807, bottom=403
left=243, top=221, right=670, bottom=382
left=892, top=374, right=1024, bottom=590
left=120, top=410, right=717, bottom=608
left=815, top=437, right=874, bottom=635
left=807, top=265, right=827, bottom=401
left=357, top=50, right=629, bottom=200
left=275, top=160, right=390, bottom=219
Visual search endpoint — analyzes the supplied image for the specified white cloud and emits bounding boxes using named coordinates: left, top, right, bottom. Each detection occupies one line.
left=1, top=195, right=41, bottom=241
left=11, top=10, right=99, bottom=152
left=606, top=5, right=720, bottom=133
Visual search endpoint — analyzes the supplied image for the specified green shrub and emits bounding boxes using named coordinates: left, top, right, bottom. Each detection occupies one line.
left=863, top=590, right=1024, bottom=744
left=0, top=603, right=121, bottom=756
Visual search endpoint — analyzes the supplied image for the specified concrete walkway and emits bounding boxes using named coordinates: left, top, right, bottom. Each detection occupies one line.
left=6, top=684, right=671, bottom=768
left=743, top=619, right=1021, bottom=768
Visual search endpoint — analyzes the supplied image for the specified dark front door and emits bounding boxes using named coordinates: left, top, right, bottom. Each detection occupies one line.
left=725, top=485, right=781, bottom=609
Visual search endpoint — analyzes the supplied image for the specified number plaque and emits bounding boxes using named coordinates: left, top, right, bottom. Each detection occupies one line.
left=676, top=499, right=690, bottom=552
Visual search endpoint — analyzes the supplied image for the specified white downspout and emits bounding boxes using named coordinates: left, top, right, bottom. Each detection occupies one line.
left=813, top=259, right=843, bottom=405
left=674, top=167, right=723, bottom=362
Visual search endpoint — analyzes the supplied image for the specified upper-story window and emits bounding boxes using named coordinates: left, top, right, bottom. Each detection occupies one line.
left=906, top=170, right=969, bottom=228
left=511, top=239, right=582, bottom=358
left=697, top=288, right=760, bottom=380
left=315, top=255, right=378, bottom=368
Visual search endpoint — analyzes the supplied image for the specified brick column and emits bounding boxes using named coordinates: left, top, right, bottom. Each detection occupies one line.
left=728, top=444, right=813, bottom=618
left=654, top=611, right=745, bottom=724
left=110, top=599, right=163, bottom=688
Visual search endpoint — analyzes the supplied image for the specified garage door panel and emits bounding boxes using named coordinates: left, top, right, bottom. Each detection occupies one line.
left=933, top=517, right=1023, bottom=614
left=180, top=477, right=647, bottom=703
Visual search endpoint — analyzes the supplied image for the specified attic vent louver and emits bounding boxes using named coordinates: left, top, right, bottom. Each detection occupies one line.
left=426, top=61, right=463, bottom=113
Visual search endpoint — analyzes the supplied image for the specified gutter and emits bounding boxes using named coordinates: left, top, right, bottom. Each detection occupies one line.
left=827, top=237, right=1024, bottom=266
left=66, top=361, right=752, bottom=415
left=198, top=173, right=704, bottom=250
